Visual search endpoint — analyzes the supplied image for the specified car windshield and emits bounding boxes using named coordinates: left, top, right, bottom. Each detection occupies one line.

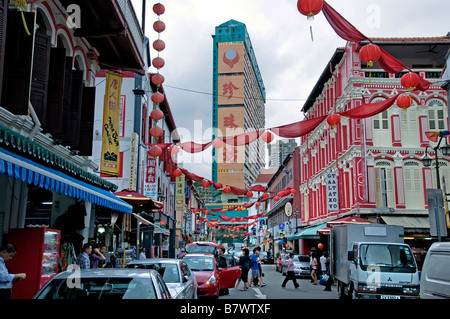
left=185, top=243, right=217, bottom=254
left=183, top=256, right=215, bottom=271
left=359, top=244, right=416, bottom=272
left=35, top=277, right=157, bottom=299
left=126, top=263, right=180, bottom=283
left=294, top=255, right=310, bottom=263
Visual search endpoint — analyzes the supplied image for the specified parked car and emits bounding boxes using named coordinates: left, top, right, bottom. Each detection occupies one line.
left=260, top=251, right=274, bottom=264
left=281, top=254, right=311, bottom=277
left=182, top=253, right=240, bottom=298
left=33, top=269, right=172, bottom=299
left=126, top=258, right=198, bottom=299
left=420, top=242, right=450, bottom=299
left=185, top=242, right=218, bottom=255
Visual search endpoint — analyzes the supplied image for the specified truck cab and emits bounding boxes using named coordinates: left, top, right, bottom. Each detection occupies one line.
left=347, top=242, right=420, bottom=299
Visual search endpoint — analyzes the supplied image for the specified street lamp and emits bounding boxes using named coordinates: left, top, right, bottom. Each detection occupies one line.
left=423, top=135, right=450, bottom=189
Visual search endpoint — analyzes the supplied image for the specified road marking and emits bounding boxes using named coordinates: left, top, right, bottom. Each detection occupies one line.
left=252, top=287, right=267, bottom=299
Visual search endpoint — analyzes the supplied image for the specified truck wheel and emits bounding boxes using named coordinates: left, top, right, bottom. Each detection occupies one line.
left=337, top=281, right=348, bottom=299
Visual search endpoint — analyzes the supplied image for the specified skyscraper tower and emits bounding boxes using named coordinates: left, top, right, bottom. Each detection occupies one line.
left=211, top=20, right=266, bottom=190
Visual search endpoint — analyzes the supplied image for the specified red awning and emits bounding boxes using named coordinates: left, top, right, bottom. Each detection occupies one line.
left=113, top=189, right=163, bottom=210
left=326, top=216, right=372, bottom=227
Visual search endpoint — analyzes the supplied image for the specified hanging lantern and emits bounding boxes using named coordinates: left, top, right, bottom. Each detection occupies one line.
left=274, top=196, right=280, bottom=202
left=397, top=94, right=412, bottom=111
left=236, top=207, right=242, bottom=212
left=149, top=145, right=163, bottom=158
left=204, top=210, right=209, bottom=215
left=246, top=191, right=253, bottom=198
left=153, top=3, right=165, bottom=15
left=223, top=186, right=231, bottom=194
left=401, top=72, right=420, bottom=92
left=173, top=168, right=182, bottom=177
left=261, top=131, right=274, bottom=144
left=153, top=20, right=166, bottom=33
left=220, top=209, right=226, bottom=214
left=290, top=189, right=296, bottom=194
left=151, top=92, right=164, bottom=104
left=201, top=180, right=210, bottom=188
left=152, top=57, right=165, bottom=69
left=326, top=114, right=341, bottom=129
left=212, top=138, right=223, bottom=148
left=153, top=39, right=166, bottom=52
left=150, top=126, right=163, bottom=137
left=277, top=191, right=284, bottom=198
left=150, top=108, right=164, bottom=121
left=359, top=43, right=381, bottom=68
left=256, top=202, right=261, bottom=207
left=169, top=145, right=179, bottom=155
left=262, top=193, right=269, bottom=199
left=151, top=73, right=165, bottom=86
left=318, top=243, right=324, bottom=250
left=297, top=0, right=324, bottom=19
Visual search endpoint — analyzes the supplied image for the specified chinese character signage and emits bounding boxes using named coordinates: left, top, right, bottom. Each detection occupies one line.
left=175, top=175, right=185, bottom=211
left=143, top=150, right=158, bottom=200
left=100, top=72, right=123, bottom=176
left=326, top=172, right=339, bottom=211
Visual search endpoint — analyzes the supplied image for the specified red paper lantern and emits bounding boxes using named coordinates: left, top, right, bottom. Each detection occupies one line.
left=262, top=193, right=269, bottom=199
left=201, top=180, right=210, bottom=188
left=153, top=3, right=165, bottom=15
left=318, top=243, right=324, bottom=250
left=151, top=73, right=165, bottom=86
left=153, top=20, right=166, bottom=33
left=204, top=210, right=209, bottom=215
left=173, top=168, right=182, bottom=177
left=221, top=209, right=226, bottom=214
left=256, top=202, right=261, bottom=207
left=290, top=189, right=296, bottom=194
left=152, top=57, right=165, bottom=69
left=153, top=39, right=166, bottom=52
left=223, top=186, right=231, bottom=194
left=151, top=92, right=164, bottom=104
left=150, top=108, right=164, bottom=121
left=401, top=72, right=420, bottom=92
left=297, top=0, right=324, bottom=19
left=149, top=145, right=162, bottom=157
left=261, top=131, right=274, bottom=144
left=397, top=94, right=412, bottom=111
left=246, top=191, right=253, bottom=198
left=169, top=145, right=179, bottom=155
left=212, top=138, right=223, bottom=148
left=359, top=43, right=381, bottom=68
left=150, top=126, right=163, bottom=137
left=274, top=196, right=280, bottom=202
left=327, top=114, right=341, bottom=129
left=236, top=207, right=242, bottom=212
left=277, top=191, right=284, bottom=198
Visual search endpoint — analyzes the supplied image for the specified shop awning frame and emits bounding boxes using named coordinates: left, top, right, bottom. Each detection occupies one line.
left=380, top=215, right=430, bottom=229
left=288, top=223, right=327, bottom=240
left=0, top=147, right=132, bottom=214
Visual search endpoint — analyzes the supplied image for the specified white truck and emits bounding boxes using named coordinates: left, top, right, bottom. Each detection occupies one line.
left=330, top=224, right=420, bottom=299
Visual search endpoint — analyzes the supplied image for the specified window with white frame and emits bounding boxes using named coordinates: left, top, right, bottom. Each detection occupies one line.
left=372, top=97, right=391, bottom=147
left=427, top=98, right=446, bottom=131
left=375, top=160, right=395, bottom=208
left=403, top=160, right=424, bottom=209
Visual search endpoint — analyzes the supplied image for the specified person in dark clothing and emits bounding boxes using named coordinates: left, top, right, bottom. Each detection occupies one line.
left=238, top=248, right=251, bottom=291
left=281, top=253, right=299, bottom=289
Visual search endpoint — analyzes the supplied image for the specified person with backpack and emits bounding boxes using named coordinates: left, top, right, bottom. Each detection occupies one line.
left=238, top=248, right=251, bottom=291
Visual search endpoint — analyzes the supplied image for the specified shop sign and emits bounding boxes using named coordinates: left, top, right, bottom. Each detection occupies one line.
left=326, top=172, right=339, bottom=211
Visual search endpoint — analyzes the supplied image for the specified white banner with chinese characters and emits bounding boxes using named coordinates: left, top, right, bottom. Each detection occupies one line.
left=326, top=172, right=339, bottom=211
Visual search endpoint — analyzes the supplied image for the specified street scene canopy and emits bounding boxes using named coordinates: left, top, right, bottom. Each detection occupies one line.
left=113, top=189, right=164, bottom=211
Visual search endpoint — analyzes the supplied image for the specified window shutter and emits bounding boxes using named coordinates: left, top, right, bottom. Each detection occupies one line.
left=78, top=86, right=96, bottom=156
left=30, top=32, right=51, bottom=125
left=66, top=70, right=84, bottom=148
left=44, top=47, right=66, bottom=137
left=1, top=11, right=35, bottom=115
left=0, top=0, right=8, bottom=101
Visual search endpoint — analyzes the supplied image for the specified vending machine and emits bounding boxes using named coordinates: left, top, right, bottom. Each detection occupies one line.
left=7, top=228, right=60, bottom=299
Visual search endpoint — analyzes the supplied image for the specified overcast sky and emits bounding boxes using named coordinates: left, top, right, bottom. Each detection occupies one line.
left=131, top=0, right=449, bottom=179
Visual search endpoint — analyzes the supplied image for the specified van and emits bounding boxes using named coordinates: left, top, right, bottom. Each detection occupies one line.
left=420, top=242, right=450, bottom=299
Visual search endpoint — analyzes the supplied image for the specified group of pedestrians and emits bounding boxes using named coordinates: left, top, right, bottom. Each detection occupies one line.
left=76, top=243, right=116, bottom=269
left=280, top=250, right=332, bottom=291
left=237, top=247, right=266, bottom=291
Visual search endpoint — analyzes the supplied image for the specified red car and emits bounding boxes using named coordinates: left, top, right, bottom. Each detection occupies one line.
left=182, top=253, right=240, bottom=298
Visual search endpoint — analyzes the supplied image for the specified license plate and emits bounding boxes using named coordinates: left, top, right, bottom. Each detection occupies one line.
left=380, top=295, right=400, bottom=299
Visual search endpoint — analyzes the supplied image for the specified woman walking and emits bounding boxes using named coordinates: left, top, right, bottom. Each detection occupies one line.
left=238, top=248, right=251, bottom=291
left=281, top=253, right=299, bottom=289
left=310, top=251, right=318, bottom=285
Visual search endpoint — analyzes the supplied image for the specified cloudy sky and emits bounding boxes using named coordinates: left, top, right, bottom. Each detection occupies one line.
left=131, top=0, right=449, bottom=179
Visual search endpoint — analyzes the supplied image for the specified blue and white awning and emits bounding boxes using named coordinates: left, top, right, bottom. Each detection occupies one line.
left=0, top=147, right=132, bottom=214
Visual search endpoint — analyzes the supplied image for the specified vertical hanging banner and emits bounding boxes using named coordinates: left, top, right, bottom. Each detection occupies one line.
left=143, top=150, right=158, bottom=200
left=100, top=72, right=123, bottom=176
left=326, top=172, right=339, bottom=211
left=175, top=175, right=185, bottom=211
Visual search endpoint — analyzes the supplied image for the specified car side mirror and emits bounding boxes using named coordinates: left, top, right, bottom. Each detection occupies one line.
left=183, top=275, right=189, bottom=283
left=347, top=251, right=354, bottom=262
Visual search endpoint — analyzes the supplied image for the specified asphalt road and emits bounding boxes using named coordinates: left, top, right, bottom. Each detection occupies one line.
left=220, top=264, right=338, bottom=299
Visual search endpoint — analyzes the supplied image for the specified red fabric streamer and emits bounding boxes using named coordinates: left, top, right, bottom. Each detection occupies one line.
left=229, top=185, right=248, bottom=196
left=222, top=130, right=265, bottom=146
left=250, top=185, right=266, bottom=192
left=270, top=115, right=327, bottom=138
left=180, top=168, right=204, bottom=182
left=178, top=141, right=212, bottom=153
left=322, top=1, right=369, bottom=42
left=338, top=94, right=399, bottom=119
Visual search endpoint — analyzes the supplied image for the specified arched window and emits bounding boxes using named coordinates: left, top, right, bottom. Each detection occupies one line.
left=375, top=160, right=395, bottom=208
left=427, top=98, right=447, bottom=131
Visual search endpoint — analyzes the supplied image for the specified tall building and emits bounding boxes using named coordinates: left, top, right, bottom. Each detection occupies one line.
left=268, top=139, right=298, bottom=169
left=211, top=20, right=266, bottom=190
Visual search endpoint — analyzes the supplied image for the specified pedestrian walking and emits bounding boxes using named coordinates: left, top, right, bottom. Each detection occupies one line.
left=320, top=252, right=327, bottom=276
left=310, top=251, right=319, bottom=285
left=255, top=247, right=266, bottom=287
left=76, top=243, right=92, bottom=269
left=251, top=248, right=260, bottom=286
left=281, top=253, right=299, bottom=289
left=323, top=252, right=332, bottom=291
left=238, top=248, right=251, bottom=291
left=89, top=244, right=106, bottom=269
left=0, top=244, right=26, bottom=299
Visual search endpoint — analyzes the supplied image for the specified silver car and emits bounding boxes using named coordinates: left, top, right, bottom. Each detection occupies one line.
left=281, top=254, right=311, bottom=277
left=126, top=258, right=198, bottom=299
left=33, top=268, right=172, bottom=299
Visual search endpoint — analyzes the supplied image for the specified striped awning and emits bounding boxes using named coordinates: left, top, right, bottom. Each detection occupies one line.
left=381, top=216, right=430, bottom=229
left=0, top=147, right=132, bottom=214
